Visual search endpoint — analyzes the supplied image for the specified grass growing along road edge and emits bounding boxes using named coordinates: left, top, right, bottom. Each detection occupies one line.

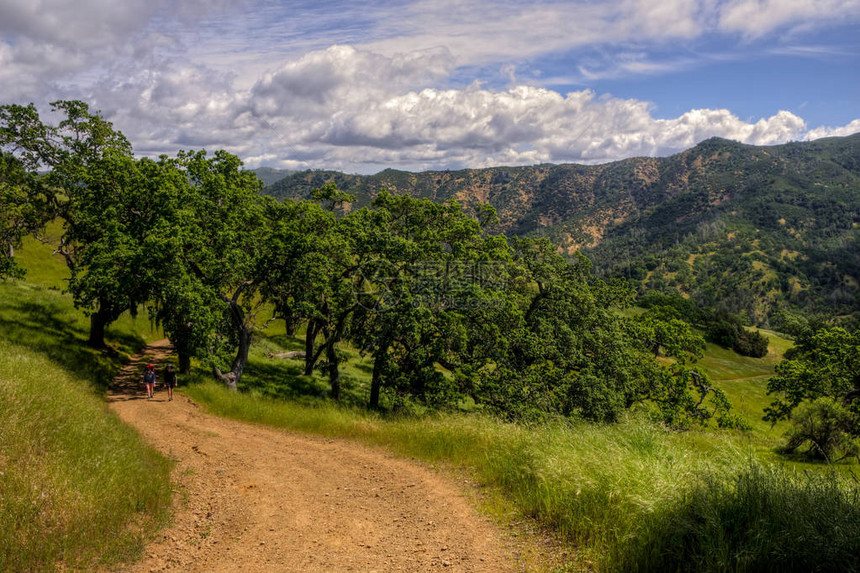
left=185, top=377, right=860, bottom=572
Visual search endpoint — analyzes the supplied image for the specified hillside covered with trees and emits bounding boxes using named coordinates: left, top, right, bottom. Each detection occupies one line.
left=266, top=134, right=860, bottom=328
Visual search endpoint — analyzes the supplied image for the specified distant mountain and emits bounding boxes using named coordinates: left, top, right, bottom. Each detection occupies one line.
left=250, top=167, right=295, bottom=187
left=264, top=134, right=860, bottom=326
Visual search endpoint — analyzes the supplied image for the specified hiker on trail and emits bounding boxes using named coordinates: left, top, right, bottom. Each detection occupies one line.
left=143, top=364, right=156, bottom=399
left=163, top=363, right=177, bottom=402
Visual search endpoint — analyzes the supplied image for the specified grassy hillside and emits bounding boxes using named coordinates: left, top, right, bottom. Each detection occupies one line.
left=0, top=240, right=171, bottom=571
left=696, top=328, right=793, bottom=436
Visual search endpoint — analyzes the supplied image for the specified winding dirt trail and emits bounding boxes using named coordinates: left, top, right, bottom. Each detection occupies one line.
left=108, top=341, right=544, bottom=572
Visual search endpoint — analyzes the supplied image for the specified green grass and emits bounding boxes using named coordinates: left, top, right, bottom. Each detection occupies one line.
left=613, top=463, right=860, bottom=572
left=0, top=333, right=172, bottom=571
left=237, top=327, right=376, bottom=407
left=0, top=281, right=160, bottom=391
left=0, top=245, right=172, bottom=571
left=15, top=222, right=69, bottom=291
left=697, top=342, right=777, bottom=381
left=695, top=330, right=795, bottom=438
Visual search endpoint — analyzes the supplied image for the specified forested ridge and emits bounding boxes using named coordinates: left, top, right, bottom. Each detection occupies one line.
left=0, top=100, right=736, bottom=426
left=266, top=134, right=860, bottom=328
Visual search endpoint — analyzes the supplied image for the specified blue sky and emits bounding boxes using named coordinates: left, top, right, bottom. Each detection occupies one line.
left=1, top=0, right=858, bottom=174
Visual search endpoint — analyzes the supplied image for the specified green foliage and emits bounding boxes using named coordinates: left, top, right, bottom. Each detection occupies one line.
left=766, top=327, right=860, bottom=422
left=0, top=152, right=52, bottom=279
left=706, top=313, right=770, bottom=358
left=350, top=191, right=505, bottom=410
left=766, top=327, right=860, bottom=459
left=645, top=364, right=742, bottom=429
left=0, top=100, right=143, bottom=347
left=150, top=150, right=266, bottom=385
left=225, top=181, right=742, bottom=425
left=779, top=398, right=859, bottom=462
left=633, top=305, right=705, bottom=361
left=465, top=237, right=639, bottom=422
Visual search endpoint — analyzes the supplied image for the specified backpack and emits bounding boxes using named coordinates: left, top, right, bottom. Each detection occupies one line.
left=143, top=370, right=156, bottom=384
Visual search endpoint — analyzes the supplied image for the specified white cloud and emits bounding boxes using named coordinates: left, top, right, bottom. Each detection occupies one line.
left=249, top=45, right=454, bottom=117
left=224, top=47, right=846, bottom=171
left=805, top=119, right=860, bottom=139
left=719, top=0, right=860, bottom=38
left=362, top=0, right=703, bottom=67
left=87, top=60, right=251, bottom=156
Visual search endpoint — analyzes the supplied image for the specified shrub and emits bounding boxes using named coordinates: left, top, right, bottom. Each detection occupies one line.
left=779, top=398, right=860, bottom=462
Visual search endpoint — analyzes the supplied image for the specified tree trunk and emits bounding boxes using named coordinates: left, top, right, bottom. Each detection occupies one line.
left=276, top=302, right=298, bottom=336
left=173, top=323, right=193, bottom=374
left=230, top=322, right=252, bottom=385
left=213, top=367, right=238, bottom=392
left=88, top=308, right=110, bottom=348
left=326, top=338, right=340, bottom=401
left=213, top=295, right=252, bottom=391
left=369, top=358, right=383, bottom=410
left=178, top=351, right=191, bottom=374
left=304, top=319, right=318, bottom=375
left=369, top=337, right=391, bottom=410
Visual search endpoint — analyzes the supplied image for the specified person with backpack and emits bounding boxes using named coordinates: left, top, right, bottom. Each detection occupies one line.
left=163, top=363, right=177, bottom=402
left=143, top=364, right=157, bottom=399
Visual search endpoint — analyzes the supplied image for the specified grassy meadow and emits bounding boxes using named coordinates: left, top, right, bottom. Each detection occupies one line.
left=0, top=238, right=171, bottom=572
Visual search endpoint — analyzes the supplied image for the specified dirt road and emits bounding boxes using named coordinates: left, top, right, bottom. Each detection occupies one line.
left=108, top=342, right=539, bottom=572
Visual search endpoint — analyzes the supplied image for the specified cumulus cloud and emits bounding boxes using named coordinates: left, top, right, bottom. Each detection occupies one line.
left=221, top=46, right=846, bottom=171
left=85, top=59, right=253, bottom=157
left=1, top=1, right=857, bottom=173
left=805, top=119, right=860, bottom=140
left=249, top=45, right=454, bottom=117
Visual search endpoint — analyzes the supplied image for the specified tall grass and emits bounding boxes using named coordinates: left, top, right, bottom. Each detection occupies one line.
left=617, top=464, right=860, bottom=572
left=0, top=339, right=172, bottom=571
left=0, top=275, right=171, bottom=571
left=187, top=380, right=860, bottom=570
